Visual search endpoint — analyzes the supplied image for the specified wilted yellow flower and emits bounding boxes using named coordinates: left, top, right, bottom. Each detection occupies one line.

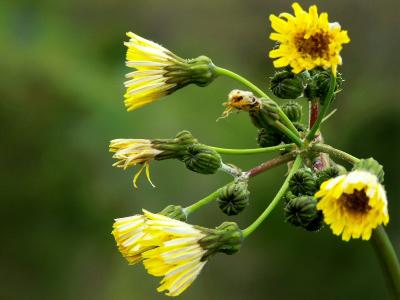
left=316, top=170, right=389, bottom=241
left=124, top=32, right=217, bottom=111
left=110, top=139, right=160, bottom=187
left=269, top=2, right=350, bottom=75
left=141, top=210, right=208, bottom=297
left=220, top=89, right=262, bottom=119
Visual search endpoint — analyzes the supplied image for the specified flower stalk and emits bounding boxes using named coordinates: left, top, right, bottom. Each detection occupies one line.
left=208, top=143, right=295, bottom=155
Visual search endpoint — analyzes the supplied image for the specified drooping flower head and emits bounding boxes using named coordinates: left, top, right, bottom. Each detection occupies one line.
left=269, top=2, right=350, bottom=75
left=141, top=211, right=243, bottom=297
left=124, top=32, right=217, bottom=111
left=109, top=131, right=197, bottom=188
left=316, top=169, right=389, bottom=241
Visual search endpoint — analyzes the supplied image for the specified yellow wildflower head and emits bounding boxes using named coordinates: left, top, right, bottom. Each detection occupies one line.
left=112, top=214, right=152, bottom=264
left=269, top=2, right=350, bottom=75
left=112, top=206, right=187, bottom=265
left=220, top=89, right=262, bottom=119
left=141, top=211, right=242, bottom=297
left=124, top=32, right=217, bottom=111
left=109, top=131, right=197, bottom=188
left=316, top=170, right=389, bottom=241
left=110, top=139, right=160, bottom=188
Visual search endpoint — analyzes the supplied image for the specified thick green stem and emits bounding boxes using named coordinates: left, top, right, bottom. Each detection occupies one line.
left=311, top=143, right=360, bottom=164
left=184, top=189, right=221, bottom=215
left=214, top=66, right=301, bottom=138
left=208, top=143, right=295, bottom=155
left=242, top=155, right=303, bottom=238
left=306, top=72, right=336, bottom=142
left=371, top=226, right=400, bottom=299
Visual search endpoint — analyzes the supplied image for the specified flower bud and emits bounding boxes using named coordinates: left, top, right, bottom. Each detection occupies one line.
left=353, top=158, right=384, bottom=183
left=289, top=168, right=318, bottom=196
left=281, top=101, right=303, bottom=122
left=182, top=144, right=222, bottom=174
left=151, top=130, right=198, bottom=160
left=198, top=222, right=243, bottom=259
left=249, top=99, right=280, bottom=129
left=256, top=127, right=282, bottom=147
left=316, top=167, right=340, bottom=187
left=270, top=69, right=304, bottom=99
left=159, top=205, right=187, bottom=221
left=217, top=181, right=250, bottom=216
left=304, top=69, right=343, bottom=103
left=284, top=196, right=323, bottom=232
left=282, top=190, right=296, bottom=205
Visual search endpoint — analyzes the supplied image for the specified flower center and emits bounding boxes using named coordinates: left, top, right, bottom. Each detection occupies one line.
left=294, top=31, right=331, bottom=59
left=341, top=189, right=371, bottom=214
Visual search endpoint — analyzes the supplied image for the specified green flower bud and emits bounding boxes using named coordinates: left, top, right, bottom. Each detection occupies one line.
left=304, top=69, right=343, bottom=103
left=198, top=222, right=243, bottom=260
left=270, top=69, right=304, bottom=99
left=249, top=99, right=280, bottom=129
left=159, top=205, right=187, bottom=221
left=289, top=168, right=318, bottom=196
left=284, top=196, right=323, bottom=232
left=217, top=181, right=250, bottom=216
left=316, top=167, right=340, bottom=187
left=281, top=101, right=303, bottom=122
left=256, top=127, right=282, bottom=147
left=182, top=144, right=222, bottom=174
left=165, top=55, right=217, bottom=88
left=353, top=158, right=384, bottom=183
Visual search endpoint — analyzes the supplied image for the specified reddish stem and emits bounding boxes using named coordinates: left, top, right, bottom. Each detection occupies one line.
left=309, top=100, right=319, bottom=129
left=247, top=152, right=296, bottom=178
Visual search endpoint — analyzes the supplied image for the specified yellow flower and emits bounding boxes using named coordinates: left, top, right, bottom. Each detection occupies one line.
left=124, top=32, right=216, bottom=111
left=141, top=210, right=207, bottom=297
left=269, top=2, right=350, bottom=75
left=109, top=139, right=160, bottom=188
left=316, top=170, right=389, bottom=241
left=112, top=214, right=153, bottom=264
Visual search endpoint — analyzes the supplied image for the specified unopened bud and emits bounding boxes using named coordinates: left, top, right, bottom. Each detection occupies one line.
left=256, top=127, right=282, bottom=147
left=249, top=99, right=280, bottom=129
left=316, top=167, right=340, bottom=187
left=284, top=196, right=323, bottom=232
left=182, top=144, right=222, bottom=174
left=217, top=181, right=250, bottom=216
left=270, top=69, right=304, bottom=99
left=304, top=69, right=343, bottom=103
left=289, top=168, right=318, bottom=196
left=281, top=101, right=303, bottom=122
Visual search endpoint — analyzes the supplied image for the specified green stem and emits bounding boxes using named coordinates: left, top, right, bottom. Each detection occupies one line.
left=310, top=143, right=360, bottom=164
left=306, top=71, right=336, bottom=142
left=208, top=143, right=295, bottom=155
left=184, top=189, right=221, bottom=215
left=242, top=155, right=303, bottom=238
left=371, top=226, right=400, bottom=299
left=274, top=121, right=304, bottom=147
left=214, top=66, right=301, bottom=138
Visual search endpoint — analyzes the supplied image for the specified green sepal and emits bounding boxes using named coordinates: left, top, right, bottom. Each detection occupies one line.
left=159, top=205, right=187, bottom=221
left=256, top=127, right=282, bottom=147
left=353, top=158, right=384, bottom=183
left=152, top=130, right=198, bottom=160
left=316, top=166, right=340, bottom=187
left=198, top=222, right=243, bottom=260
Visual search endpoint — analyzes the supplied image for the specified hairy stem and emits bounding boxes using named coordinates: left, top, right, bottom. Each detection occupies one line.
left=310, top=143, right=360, bottom=164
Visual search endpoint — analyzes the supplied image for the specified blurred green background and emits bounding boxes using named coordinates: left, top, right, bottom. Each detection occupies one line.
left=1, top=0, right=400, bottom=299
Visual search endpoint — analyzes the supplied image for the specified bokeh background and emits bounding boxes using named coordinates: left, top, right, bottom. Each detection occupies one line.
left=1, top=0, right=400, bottom=299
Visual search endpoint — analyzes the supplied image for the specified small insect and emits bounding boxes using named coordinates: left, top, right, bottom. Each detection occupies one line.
left=219, top=89, right=262, bottom=120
